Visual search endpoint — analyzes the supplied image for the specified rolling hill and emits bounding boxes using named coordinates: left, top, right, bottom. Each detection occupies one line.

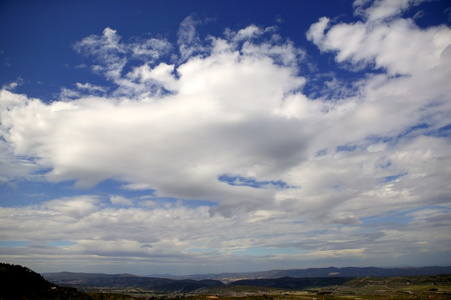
left=3, top=262, right=451, bottom=299
left=175, top=266, right=451, bottom=282
left=43, top=271, right=224, bottom=293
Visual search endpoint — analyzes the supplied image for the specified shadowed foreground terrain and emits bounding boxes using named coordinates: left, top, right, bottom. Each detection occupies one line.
left=2, top=263, right=451, bottom=299
left=0, top=263, right=133, bottom=299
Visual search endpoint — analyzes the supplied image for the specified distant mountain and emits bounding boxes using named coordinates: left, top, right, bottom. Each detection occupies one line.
left=178, top=266, right=451, bottom=282
left=7, top=262, right=451, bottom=298
left=43, top=271, right=224, bottom=293
left=42, top=266, right=451, bottom=292
left=256, top=266, right=451, bottom=278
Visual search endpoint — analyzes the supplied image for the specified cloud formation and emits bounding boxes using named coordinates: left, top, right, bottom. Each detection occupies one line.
left=1, top=0, right=450, bottom=274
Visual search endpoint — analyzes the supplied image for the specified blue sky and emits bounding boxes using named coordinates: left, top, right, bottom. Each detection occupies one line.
left=0, top=0, right=450, bottom=275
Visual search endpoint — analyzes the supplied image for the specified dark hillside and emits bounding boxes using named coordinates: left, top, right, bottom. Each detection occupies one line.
left=43, top=271, right=224, bottom=293
left=0, top=262, right=91, bottom=299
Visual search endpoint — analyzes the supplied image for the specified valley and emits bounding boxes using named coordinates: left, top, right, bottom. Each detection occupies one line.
left=2, top=263, right=451, bottom=299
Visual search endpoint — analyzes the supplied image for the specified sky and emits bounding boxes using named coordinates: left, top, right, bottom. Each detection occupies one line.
left=0, top=0, right=450, bottom=276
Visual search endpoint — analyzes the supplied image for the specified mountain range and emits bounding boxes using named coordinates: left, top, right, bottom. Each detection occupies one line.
left=42, top=271, right=224, bottom=293
left=42, top=266, right=451, bottom=287
left=3, top=263, right=451, bottom=298
left=170, top=266, right=451, bottom=282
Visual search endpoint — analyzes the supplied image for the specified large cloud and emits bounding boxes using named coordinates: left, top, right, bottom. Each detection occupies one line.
left=0, top=194, right=450, bottom=274
left=1, top=22, right=309, bottom=216
left=1, top=1, right=451, bottom=273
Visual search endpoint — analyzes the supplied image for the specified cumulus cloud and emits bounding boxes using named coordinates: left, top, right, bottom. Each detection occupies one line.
left=1, top=0, right=450, bottom=273
left=110, top=195, right=133, bottom=206
left=43, top=196, right=99, bottom=219
left=0, top=25, right=309, bottom=215
left=353, top=0, right=415, bottom=22
left=308, top=2, right=450, bottom=75
left=73, top=27, right=172, bottom=96
left=74, top=27, right=127, bottom=81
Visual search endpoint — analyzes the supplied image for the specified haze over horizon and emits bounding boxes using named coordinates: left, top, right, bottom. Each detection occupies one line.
left=41, top=265, right=451, bottom=278
left=1, top=0, right=450, bottom=276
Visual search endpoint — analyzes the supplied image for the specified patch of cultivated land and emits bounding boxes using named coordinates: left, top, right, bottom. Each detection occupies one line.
left=81, top=275, right=451, bottom=299
left=3, top=262, right=451, bottom=299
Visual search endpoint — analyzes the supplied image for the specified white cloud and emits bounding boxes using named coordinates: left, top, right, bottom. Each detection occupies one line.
left=0, top=195, right=449, bottom=274
left=59, top=87, right=80, bottom=100
left=1, top=9, right=450, bottom=220
left=130, top=37, right=172, bottom=61
left=1, top=0, right=451, bottom=273
left=74, top=27, right=127, bottom=81
left=125, top=62, right=178, bottom=94
left=75, top=82, right=107, bottom=93
left=307, top=4, right=451, bottom=75
left=177, top=16, right=206, bottom=62
left=122, top=183, right=153, bottom=191
left=110, top=195, right=133, bottom=206
left=354, top=0, right=429, bottom=22
left=73, top=27, right=172, bottom=93
left=2, top=78, right=23, bottom=91
left=43, top=196, right=99, bottom=219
